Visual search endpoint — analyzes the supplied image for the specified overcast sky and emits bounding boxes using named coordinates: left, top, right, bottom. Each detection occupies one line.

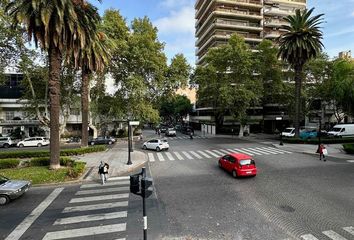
left=94, top=0, right=354, bottom=66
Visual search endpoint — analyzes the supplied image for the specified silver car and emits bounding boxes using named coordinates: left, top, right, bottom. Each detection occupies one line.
left=0, top=175, right=31, bottom=205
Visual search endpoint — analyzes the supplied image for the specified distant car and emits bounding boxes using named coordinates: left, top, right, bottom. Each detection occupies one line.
left=66, top=136, right=81, bottom=143
left=165, top=128, right=176, bottom=137
left=0, top=175, right=31, bottom=205
left=181, top=126, right=194, bottom=135
left=88, top=136, right=114, bottom=145
left=0, top=137, right=17, bottom=148
left=160, top=125, right=168, bottom=133
left=104, top=136, right=116, bottom=143
left=142, top=139, right=169, bottom=151
left=174, top=125, right=182, bottom=131
left=281, top=127, right=295, bottom=137
left=17, top=137, right=49, bottom=148
left=300, top=129, right=318, bottom=140
left=218, top=153, right=257, bottom=178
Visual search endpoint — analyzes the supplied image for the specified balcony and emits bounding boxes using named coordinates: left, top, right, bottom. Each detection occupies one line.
left=264, top=7, right=295, bottom=17
left=264, top=19, right=288, bottom=28
left=264, top=0, right=306, bottom=7
left=0, top=119, right=40, bottom=126
left=214, top=19, right=262, bottom=31
left=264, top=31, right=281, bottom=39
left=214, top=7, right=263, bottom=20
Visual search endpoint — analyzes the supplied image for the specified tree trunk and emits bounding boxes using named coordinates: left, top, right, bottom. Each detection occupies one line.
left=81, top=68, right=90, bottom=147
left=294, top=64, right=303, bottom=137
left=48, top=46, right=62, bottom=170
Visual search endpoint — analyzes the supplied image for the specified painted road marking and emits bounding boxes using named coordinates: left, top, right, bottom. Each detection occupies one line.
left=157, top=152, right=165, bottom=161
left=265, top=147, right=293, bottom=154
left=300, top=234, right=319, bottom=240
left=189, top=151, right=202, bottom=159
left=165, top=152, right=175, bottom=161
left=70, top=193, right=129, bottom=203
left=241, top=148, right=262, bottom=155
left=173, top=152, right=184, bottom=160
left=218, top=149, right=230, bottom=154
left=227, top=148, right=238, bottom=154
left=148, top=153, right=155, bottom=162
left=343, top=226, right=354, bottom=236
left=204, top=150, right=220, bottom=158
left=81, top=181, right=129, bottom=189
left=259, top=147, right=286, bottom=154
left=197, top=150, right=212, bottom=158
left=181, top=151, right=193, bottom=160
left=63, top=201, right=128, bottom=213
left=54, top=211, right=127, bottom=225
left=5, top=188, right=64, bottom=240
left=246, top=148, right=269, bottom=155
left=107, top=176, right=130, bottom=181
left=234, top=148, right=254, bottom=156
left=322, top=230, right=348, bottom=240
left=347, top=160, right=354, bottom=163
left=256, top=147, right=280, bottom=154
left=212, top=150, right=225, bottom=156
left=76, top=186, right=129, bottom=195
left=42, top=223, right=126, bottom=240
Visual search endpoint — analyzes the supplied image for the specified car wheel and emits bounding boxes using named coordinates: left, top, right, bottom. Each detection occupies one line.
left=232, top=170, right=238, bottom=178
left=0, top=195, right=10, bottom=205
left=108, top=141, right=112, bottom=145
left=218, top=161, right=222, bottom=168
left=165, top=148, right=169, bottom=151
left=3, top=143, right=9, bottom=148
left=156, top=147, right=161, bottom=152
left=91, top=142, right=95, bottom=145
left=143, top=145, right=147, bottom=150
left=19, top=144, right=24, bottom=148
left=37, top=143, right=42, bottom=147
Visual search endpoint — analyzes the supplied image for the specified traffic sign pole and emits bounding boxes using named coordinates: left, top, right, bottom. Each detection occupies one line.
left=141, top=167, right=147, bottom=240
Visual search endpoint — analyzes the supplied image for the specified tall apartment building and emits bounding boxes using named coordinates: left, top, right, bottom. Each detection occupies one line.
left=195, top=0, right=307, bottom=65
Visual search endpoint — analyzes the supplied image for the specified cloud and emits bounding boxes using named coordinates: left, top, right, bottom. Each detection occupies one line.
left=159, top=0, right=194, bottom=9
left=154, top=6, right=195, bottom=34
left=351, top=10, right=354, bottom=17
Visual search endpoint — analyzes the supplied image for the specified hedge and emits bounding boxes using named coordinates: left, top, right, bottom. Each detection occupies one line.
left=343, top=144, right=354, bottom=154
left=30, top=157, right=74, bottom=167
left=0, top=145, right=107, bottom=159
left=283, top=137, right=354, bottom=144
left=0, top=159, right=21, bottom=169
left=67, top=161, right=86, bottom=178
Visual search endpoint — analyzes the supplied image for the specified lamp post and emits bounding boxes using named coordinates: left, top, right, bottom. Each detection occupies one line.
left=318, top=115, right=322, bottom=158
left=279, top=112, right=284, bottom=146
left=127, top=120, right=132, bottom=165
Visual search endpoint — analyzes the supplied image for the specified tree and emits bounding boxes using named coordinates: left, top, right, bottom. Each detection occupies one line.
left=6, top=0, right=99, bottom=169
left=173, top=95, right=193, bottom=123
left=277, top=8, right=324, bottom=137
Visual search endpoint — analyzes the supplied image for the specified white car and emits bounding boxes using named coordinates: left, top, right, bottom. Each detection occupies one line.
left=281, top=127, right=295, bottom=137
left=142, top=139, right=169, bottom=151
left=165, top=128, right=176, bottom=136
left=17, top=137, right=49, bottom=148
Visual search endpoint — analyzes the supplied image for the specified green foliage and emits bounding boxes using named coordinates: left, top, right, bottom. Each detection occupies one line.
left=283, top=137, right=354, bottom=144
left=159, top=95, right=193, bottom=123
left=30, top=157, right=74, bottom=167
left=67, top=161, right=86, bottom=178
left=343, top=144, right=354, bottom=154
left=0, top=159, right=20, bottom=169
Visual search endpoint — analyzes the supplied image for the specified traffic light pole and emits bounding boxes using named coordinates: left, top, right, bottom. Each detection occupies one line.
left=141, top=167, right=147, bottom=240
left=127, top=121, right=132, bottom=165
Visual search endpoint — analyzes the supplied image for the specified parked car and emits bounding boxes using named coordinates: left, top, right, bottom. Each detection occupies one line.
left=281, top=127, right=295, bottom=137
left=327, top=124, right=354, bottom=138
left=174, top=125, right=182, bottom=131
left=165, top=128, right=176, bottom=137
left=17, top=137, right=49, bottom=148
left=300, top=129, right=318, bottom=140
left=0, top=175, right=31, bottom=205
left=88, top=136, right=114, bottom=145
left=160, top=125, right=168, bottom=133
left=218, top=153, right=257, bottom=178
left=66, top=136, right=81, bottom=143
left=104, top=136, right=116, bottom=143
left=142, top=139, right=169, bottom=151
left=0, top=137, right=17, bottom=148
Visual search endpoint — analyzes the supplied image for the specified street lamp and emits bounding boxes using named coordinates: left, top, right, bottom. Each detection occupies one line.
left=127, top=120, right=132, bottom=165
left=279, top=112, right=284, bottom=146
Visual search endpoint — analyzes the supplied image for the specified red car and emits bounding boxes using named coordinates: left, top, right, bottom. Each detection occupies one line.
left=218, top=153, right=257, bottom=178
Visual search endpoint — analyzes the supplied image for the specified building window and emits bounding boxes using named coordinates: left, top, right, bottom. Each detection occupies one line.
left=5, top=112, right=14, bottom=120
left=70, top=108, right=80, bottom=115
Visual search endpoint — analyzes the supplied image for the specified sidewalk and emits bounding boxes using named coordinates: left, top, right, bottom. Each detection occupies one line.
left=76, top=143, right=147, bottom=182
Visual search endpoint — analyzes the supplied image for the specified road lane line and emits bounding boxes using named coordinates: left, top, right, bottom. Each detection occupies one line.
left=300, top=234, right=319, bottom=240
left=204, top=150, right=219, bottom=158
left=197, top=150, right=212, bottom=158
left=247, top=148, right=270, bottom=155
left=343, top=227, right=354, bottom=236
left=189, top=151, right=202, bottom=159
left=81, top=181, right=129, bottom=189
left=156, top=152, right=165, bottom=161
left=181, top=151, right=193, bottom=159
left=260, top=147, right=287, bottom=154
left=233, top=148, right=254, bottom=156
left=241, top=148, right=262, bottom=155
left=54, top=211, right=127, bottom=225
left=165, top=152, right=175, bottom=161
left=347, top=160, right=354, bottom=163
left=173, top=152, right=184, bottom=160
left=218, top=149, right=230, bottom=154
left=42, top=223, right=126, bottom=240
left=76, top=186, right=129, bottom=195
left=264, top=147, right=293, bottom=154
left=148, top=153, right=155, bottom=162
left=62, top=201, right=128, bottom=213
left=255, top=147, right=281, bottom=154
left=5, top=188, right=64, bottom=240
left=322, top=230, right=348, bottom=240
left=70, top=193, right=129, bottom=203
left=227, top=149, right=238, bottom=154
left=212, top=150, right=224, bottom=156
left=106, top=176, right=130, bottom=181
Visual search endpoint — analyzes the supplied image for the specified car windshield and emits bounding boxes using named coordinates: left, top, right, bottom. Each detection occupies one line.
left=283, top=128, right=293, bottom=133
left=331, top=128, right=341, bottom=132
left=162, top=140, right=168, bottom=143
left=239, top=159, right=254, bottom=166
left=0, top=175, right=9, bottom=185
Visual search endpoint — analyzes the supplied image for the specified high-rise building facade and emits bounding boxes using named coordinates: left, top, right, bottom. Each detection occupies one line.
left=195, top=0, right=307, bottom=65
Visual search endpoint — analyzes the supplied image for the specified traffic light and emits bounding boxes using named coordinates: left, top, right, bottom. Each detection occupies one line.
left=130, top=174, right=140, bottom=195
left=141, top=177, right=153, bottom=198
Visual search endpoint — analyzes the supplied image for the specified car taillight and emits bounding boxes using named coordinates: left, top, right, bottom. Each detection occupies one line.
left=239, top=164, right=242, bottom=169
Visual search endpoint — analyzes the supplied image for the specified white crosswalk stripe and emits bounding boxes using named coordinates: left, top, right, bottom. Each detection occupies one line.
left=76, top=186, right=129, bottom=195
left=212, top=150, right=225, bottom=156
left=301, top=234, right=319, bottom=240
left=189, top=151, right=202, bottom=159
left=322, top=230, right=348, bottom=240
left=218, top=149, right=231, bottom=154
left=81, top=181, right=129, bottom=189
left=165, top=152, right=175, bottom=161
left=241, top=148, right=262, bottom=155
left=234, top=148, right=254, bottom=156
left=197, top=150, right=212, bottom=158
left=343, top=226, right=354, bottom=235
left=227, top=148, right=238, bottom=154
left=173, top=152, right=184, bottom=160
left=54, top=211, right=127, bottom=225
left=265, top=147, right=293, bottom=154
left=260, top=147, right=287, bottom=154
left=62, top=201, right=129, bottom=213
left=204, top=150, right=220, bottom=158
left=157, top=152, right=165, bottom=161
left=255, top=147, right=281, bottom=154
left=148, top=153, right=155, bottom=162
left=70, top=193, right=129, bottom=203
left=107, top=176, right=130, bottom=181
left=181, top=151, right=193, bottom=159
left=247, top=148, right=271, bottom=155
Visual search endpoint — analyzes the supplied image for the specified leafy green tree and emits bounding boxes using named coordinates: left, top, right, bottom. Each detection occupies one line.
left=6, top=0, right=100, bottom=169
left=174, top=95, right=193, bottom=123
left=278, top=8, right=324, bottom=137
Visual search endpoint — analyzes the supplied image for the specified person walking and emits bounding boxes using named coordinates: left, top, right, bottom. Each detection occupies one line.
left=103, top=162, right=109, bottom=181
left=98, top=161, right=106, bottom=184
left=319, top=144, right=327, bottom=162
left=189, top=131, right=193, bottom=140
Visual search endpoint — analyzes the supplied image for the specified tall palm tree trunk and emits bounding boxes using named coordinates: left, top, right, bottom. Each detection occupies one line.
left=81, top=68, right=90, bottom=147
left=294, top=64, right=303, bottom=137
left=48, top=45, right=62, bottom=170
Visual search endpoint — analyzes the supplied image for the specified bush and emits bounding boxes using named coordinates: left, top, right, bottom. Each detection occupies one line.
left=0, top=146, right=107, bottom=159
left=117, top=129, right=128, bottom=138
left=283, top=137, right=354, bottom=144
left=67, top=161, right=86, bottom=178
left=343, top=144, right=354, bottom=154
left=30, top=157, right=75, bottom=167
left=0, top=159, right=20, bottom=169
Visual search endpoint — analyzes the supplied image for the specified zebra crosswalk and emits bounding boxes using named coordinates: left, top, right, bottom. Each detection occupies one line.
left=281, top=226, right=354, bottom=240
left=163, top=135, right=208, bottom=140
left=41, top=176, right=130, bottom=240
left=147, top=147, right=292, bottom=162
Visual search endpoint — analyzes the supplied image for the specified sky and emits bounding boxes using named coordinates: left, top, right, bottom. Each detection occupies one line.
left=92, top=0, right=354, bottom=66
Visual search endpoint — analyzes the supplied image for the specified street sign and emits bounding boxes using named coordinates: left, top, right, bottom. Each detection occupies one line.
left=129, top=121, right=140, bottom=126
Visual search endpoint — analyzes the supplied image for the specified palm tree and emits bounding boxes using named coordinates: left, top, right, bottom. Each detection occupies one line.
left=278, top=8, right=324, bottom=137
left=6, top=0, right=99, bottom=169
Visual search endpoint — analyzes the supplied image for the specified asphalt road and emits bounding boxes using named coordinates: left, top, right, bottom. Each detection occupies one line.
left=1, top=130, right=353, bottom=240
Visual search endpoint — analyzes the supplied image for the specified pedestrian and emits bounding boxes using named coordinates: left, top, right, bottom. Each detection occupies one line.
left=104, top=162, right=109, bottom=181
left=319, top=144, right=327, bottom=162
left=189, top=131, right=193, bottom=140
left=158, top=129, right=161, bottom=136
left=98, top=161, right=106, bottom=184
